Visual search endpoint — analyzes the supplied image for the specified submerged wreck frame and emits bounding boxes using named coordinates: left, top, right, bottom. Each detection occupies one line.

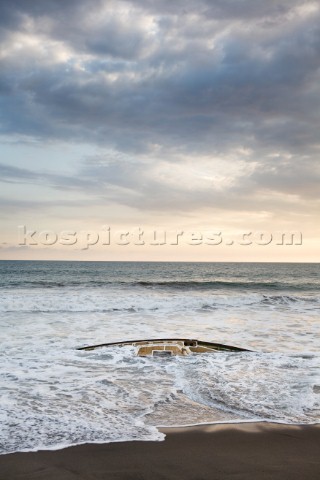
left=77, top=338, right=250, bottom=357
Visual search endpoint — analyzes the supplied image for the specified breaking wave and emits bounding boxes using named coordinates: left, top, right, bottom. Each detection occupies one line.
left=1, top=279, right=319, bottom=291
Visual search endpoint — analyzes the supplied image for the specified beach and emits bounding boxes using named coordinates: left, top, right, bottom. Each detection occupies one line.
left=1, top=422, right=320, bottom=480
left=1, top=0, right=320, bottom=474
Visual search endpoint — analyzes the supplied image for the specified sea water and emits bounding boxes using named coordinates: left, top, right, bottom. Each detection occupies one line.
left=0, top=261, right=319, bottom=453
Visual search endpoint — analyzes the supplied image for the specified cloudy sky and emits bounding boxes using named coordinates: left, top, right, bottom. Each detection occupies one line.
left=0, top=0, right=319, bottom=261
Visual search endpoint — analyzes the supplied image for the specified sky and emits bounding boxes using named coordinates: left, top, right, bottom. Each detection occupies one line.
left=0, top=0, right=319, bottom=261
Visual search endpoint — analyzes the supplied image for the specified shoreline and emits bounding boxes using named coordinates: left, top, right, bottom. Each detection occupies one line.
left=157, top=418, right=320, bottom=428
left=1, top=422, right=319, bottom=479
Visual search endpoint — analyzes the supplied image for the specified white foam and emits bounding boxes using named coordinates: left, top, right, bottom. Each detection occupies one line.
left=0, top=287, right=319, bottom=314
left=0, top=281, right=319, bottom=454
left=0, top=340, right=319, bottom=454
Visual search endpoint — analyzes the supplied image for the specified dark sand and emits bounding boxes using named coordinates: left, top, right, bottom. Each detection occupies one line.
left=1, top=423, right=319, bottom=480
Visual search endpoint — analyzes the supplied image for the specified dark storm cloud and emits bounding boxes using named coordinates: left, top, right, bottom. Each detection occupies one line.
left=97, top=0, right=305, bottom=19
left=1, top=1, right=319, bottom=147
left=0, top=0, right=149, bottom=59
left=0, top=0, right=90, bottom=27
left=0, top=0, right=320, bottom=212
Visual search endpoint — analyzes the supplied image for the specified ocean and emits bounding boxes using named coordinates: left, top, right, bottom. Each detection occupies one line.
left=0, top=261, right=319, bottom=454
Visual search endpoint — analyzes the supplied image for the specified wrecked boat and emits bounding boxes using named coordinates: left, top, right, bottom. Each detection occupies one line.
left=77, top=338, right=250, bottom=357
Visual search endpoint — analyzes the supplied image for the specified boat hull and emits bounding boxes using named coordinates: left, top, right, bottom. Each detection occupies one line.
left=77, top=338, right=251, bottom=356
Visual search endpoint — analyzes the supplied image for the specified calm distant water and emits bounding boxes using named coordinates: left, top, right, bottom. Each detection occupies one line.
left=0, top=261, right=319, bottom=454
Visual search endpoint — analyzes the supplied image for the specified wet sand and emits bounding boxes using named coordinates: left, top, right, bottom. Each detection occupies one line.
left=1, top=422, right=319, bottom=480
